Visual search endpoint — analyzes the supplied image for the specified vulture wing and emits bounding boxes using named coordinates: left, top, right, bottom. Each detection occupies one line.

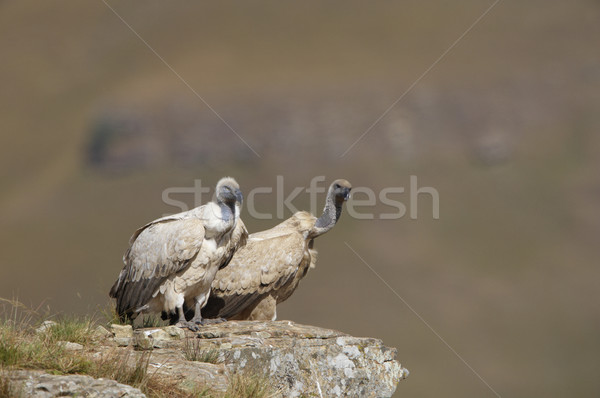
left=203, top=232, right=306, bottom=319
left=110, top=215, right=206, bottom=318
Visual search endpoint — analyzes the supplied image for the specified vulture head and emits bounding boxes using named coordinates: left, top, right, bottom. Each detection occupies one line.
left=312, top=179, right=352, bottom=237
left=330, top=179, right=352, bottom=205
left=215, top=177, right=243, bottom=207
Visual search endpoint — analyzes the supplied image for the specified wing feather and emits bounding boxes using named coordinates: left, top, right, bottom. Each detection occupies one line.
left=203, top=232, right=305, bottom=319
left=110, top=216, right=205, bottom=317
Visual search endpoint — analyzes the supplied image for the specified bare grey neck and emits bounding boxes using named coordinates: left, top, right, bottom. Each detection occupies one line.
left=218, top=200, right=235, bottom=224
left=312, top=188, right=343, bottom=237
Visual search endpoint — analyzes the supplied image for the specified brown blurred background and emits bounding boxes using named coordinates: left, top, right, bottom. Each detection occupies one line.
left=1, top=1, right=599, bottom=397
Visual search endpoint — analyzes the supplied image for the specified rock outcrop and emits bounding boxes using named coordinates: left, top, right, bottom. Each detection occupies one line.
left=196, top=321, right=407, bottom=397
left=3, top=370, right=145, bottom=398
left=6, top=321, right=408, bottom=397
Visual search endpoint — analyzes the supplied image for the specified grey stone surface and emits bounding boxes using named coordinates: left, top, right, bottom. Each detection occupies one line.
left=111, top=324, right=134, bottom=347
left=6, top=321, right=406, bottom=397
left=191, top=321, right=408, bottom=398
left=110, top=323, right=133, bottom=338
left=4, top=370, right=146, bottom=398
left=133, top=326, right=185, bottom=349
left=115, top=337, right=132, bottom=346
left=133, top=321, right=406, bottom=397
left=145, top=348, right=229, bottom=392
left=34, top=320, right=57, bottom=334
left=58, top=341, right=84, bottom=351
left=93, top=325, right=112, bottom=339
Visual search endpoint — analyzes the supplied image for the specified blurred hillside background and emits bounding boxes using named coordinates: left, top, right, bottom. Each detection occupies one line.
left=1, top=1, right=599, bottom=397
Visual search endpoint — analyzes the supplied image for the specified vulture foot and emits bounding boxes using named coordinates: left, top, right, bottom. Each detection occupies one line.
left=175, top=320, right=200, bottom=331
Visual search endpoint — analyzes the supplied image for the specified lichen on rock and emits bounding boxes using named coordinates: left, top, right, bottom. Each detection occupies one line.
left=4, top=320, right=407, bottom=397
left=190, top=320, right=408, bottom=397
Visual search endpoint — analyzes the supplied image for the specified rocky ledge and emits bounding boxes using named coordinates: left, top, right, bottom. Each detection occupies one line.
left=3, top=371, right=146, bottom=398
left=7, top=321, right=408, bottom=397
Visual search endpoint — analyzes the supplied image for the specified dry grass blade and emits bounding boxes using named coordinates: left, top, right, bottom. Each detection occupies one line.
left=182, top=338, right=220, bottom=364
left=45, top=316, right=95, bottom=345
left=100, top=303, right=127, bottom=327
left=1, top=298, right=222, bottom=397
left=222, top=372, right=274, bottom=398
left=0, top=322, right=91, bottom=374
left=92, top=350, right=151, bottom=388
left=0, top=298, right=40, bottom=331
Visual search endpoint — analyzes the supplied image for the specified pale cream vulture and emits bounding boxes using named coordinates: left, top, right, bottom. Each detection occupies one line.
left=201, top=179, right=351, bottom=321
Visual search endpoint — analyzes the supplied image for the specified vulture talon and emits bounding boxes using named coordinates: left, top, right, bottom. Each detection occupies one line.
left=175, top=320, right=200, bottom=332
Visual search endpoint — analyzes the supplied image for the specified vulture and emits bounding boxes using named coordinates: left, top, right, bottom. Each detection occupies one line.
left=201, top=179, right=352, bottom=321
left=109, top=177, right=247, bottom=330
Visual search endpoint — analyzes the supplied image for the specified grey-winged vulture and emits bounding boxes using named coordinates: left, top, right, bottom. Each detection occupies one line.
left=109, top=177, right=247, bottom=330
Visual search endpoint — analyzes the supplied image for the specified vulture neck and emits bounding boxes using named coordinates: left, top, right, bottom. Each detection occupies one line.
left=312, top=191, right=343, bottom=237
left=195, top=200, right=237, bottom=239
left=218, top=201, right=236, bottom=225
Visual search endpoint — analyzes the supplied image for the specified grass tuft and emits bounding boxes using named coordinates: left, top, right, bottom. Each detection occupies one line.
left=0, top=322, right=94, bottom=374
left=0, top=297, right=39, bottom=332
left=182, top=339, right=220, bottom=364
left=0, top=298, right=277, bottom=398
left=0, top=300, right=94, bottom=374
left=46, top=316, right=95, bottom=345
left=91, top=350, right=151, bottom=388
left=222, top=372, right=274, bottom=398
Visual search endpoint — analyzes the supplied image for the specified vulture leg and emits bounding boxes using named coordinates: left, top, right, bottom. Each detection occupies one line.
left=174, top=306, right=199, bottom=331
left=190, top=299, right=226, bottom=325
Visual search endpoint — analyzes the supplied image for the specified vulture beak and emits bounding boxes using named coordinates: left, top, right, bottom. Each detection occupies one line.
left=343, top=188, right=351, bottom=201
left=235, top=189, right=244, bottom=205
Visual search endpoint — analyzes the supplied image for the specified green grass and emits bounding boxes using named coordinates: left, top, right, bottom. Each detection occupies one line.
left=0, top=299, right=97, bottom=374
left=0, top=300, right=150, bottom=392
left=0, top=299, right=91, bottom=373
left=45, top=316, right=95, bottom=345
left=0, top=299, right=278, bottom=398
left=0, top=298, right=276, bottom=398
left=0, top=317, right=193, bottom=398
left=0, top=320, right=94, bottom=374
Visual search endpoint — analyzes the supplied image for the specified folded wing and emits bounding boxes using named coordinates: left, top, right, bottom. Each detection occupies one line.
left=109, top=215, right=205, bottom=318
left=203, top=232, right=305, bottom=319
